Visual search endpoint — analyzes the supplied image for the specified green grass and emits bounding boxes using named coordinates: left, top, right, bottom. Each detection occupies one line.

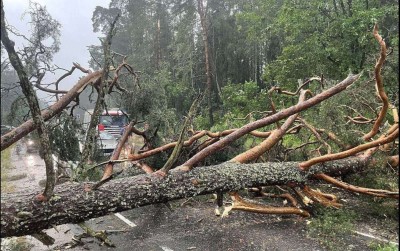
left=307, top=163, right=399, bottom=251
left=369, top=242, right=399, bottom=251
left=345, top=153, right=399, bottom=192
left=344, top=157, right=399, bottom=221
left=307, top=207, right=358, bottom=250
left=1, top=147, right=14, bottom=192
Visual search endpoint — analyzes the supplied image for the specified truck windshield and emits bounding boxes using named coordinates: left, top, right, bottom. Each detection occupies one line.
left=99, top=115, right=128, bottom=127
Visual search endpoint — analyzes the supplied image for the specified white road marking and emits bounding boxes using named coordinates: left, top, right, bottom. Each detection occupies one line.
left=352, top=231, right=398, bottom=246
left=160, top=246, right=174, bottom=251
left=114, top=213, right=137, bottom=227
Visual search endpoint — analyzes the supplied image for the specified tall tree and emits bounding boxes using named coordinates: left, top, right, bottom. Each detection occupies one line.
left=1, top=0, right=60, bottom=200
left=196, top=0, right=215, bottom=125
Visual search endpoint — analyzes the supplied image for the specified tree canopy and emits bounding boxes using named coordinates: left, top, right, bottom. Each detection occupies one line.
left=0, top=0, right=398, bottom=244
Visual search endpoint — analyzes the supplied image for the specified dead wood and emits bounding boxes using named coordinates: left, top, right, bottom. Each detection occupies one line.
left=299, top=127, right=398, bottom=170
left=0, top=156, right=378, bottom=238
left=178, top=73, right=361, bottom=171
left=226, top=192, right=310, bottom=217
left=363, top=24, right=389, bottom=141
left=231, top=90, right=309, bottom=163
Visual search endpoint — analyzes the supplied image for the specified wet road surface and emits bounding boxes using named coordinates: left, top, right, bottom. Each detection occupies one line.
left=1, top=148, right=395, bottom=250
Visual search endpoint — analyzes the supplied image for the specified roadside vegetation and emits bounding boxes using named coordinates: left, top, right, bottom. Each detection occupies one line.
left=0, top=0, right=398, bottom=249
left=1, top=146, right=14, bottom=192
left=307, top=165, right=398, bottom=250
left=0, top=147, right=32, bottom=250
left=307, top=207, right=357, bottom=250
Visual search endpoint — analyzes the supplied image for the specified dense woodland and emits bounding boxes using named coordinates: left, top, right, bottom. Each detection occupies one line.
left=1, top=0, right=399, bottom=243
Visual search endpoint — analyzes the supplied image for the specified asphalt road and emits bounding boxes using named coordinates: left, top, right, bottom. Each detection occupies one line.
left=1, top=148, right=395, bottom=251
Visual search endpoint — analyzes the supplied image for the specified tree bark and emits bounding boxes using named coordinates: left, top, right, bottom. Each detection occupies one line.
left=1, top=1, right=55, bottom=198
left=78, top=15, right=118, bottom=168
left=180, top=73, right=361, bottom=169
left=197, top=0, right=214, bottom=125
left=1, top=157, right=368, bottom=238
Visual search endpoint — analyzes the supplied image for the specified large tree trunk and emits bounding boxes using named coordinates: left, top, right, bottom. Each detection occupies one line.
left=1, top=157, right=368, bottom=238
left=197, top=0, right=214, bottom=125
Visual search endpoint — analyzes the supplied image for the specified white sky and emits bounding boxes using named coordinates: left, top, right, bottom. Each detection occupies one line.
left=2, top=0, right=110, bottom=101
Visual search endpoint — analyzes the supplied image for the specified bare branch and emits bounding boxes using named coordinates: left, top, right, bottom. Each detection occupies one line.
left=298, top=117, right=332, bottom=154
left=231, top=90, right=310, bottom=163
left=299, top=127, right=398, bottom=170
left=363, top=24, right=389, bottom=141
left=268, top=77, right=322, bottom=96
left=176, top=74, right=361, bottom=171
left=314, top=173, right=398, bottom=198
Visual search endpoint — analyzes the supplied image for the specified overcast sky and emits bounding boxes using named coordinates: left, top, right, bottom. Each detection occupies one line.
left=2, top=0, right=111, bottom=100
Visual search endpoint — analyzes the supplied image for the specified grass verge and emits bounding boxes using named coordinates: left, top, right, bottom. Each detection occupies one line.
left=1, top=147, right=14, bottom=192
left=307, top=207, right=358, bottom=250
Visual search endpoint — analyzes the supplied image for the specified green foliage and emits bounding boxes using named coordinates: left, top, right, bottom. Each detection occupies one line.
left=262, top=0, right=398, bottom=90
left=200, top=138, right=245, bottom=166
left=87, top=0, right=398, bottom=167
left=86, top=0, right=397, bottom=156
left=5, top=97, right=29, bottom=127
left=145, top=151, right=170, bottom=170
left=120, top=65, right=178, bottom=137
left=345, top=152, right=399, bottom=193
left=48, top=113, right=81, bottom=161
left=213, top=81, right=270, bottom=127
left=281, top=133, right=309, bottom=161
left=307, top=207, right=358, bottom=250
left=222, top=81, right=264, bottom=114
left=193, top=80, right=274, bottom=160
left=360, top=196, right=399, bottom=222
left=73, top=163, right=103, bottom=182
left=342, top=154, right=399, bottom=221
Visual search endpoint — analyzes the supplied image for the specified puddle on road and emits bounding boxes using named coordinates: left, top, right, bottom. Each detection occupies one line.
left=7, top=151, right=46, bottom=193
left=2, top=145, right=145, bottom=251
left=1, top=224, right=84, bottom=251
left=26, top=154, right=36, bottom=166
left=2, top=151, right=84, bottom=250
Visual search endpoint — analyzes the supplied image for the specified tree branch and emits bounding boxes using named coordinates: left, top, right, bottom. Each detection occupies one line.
left=1, top=157, right=372, bottom=238
left=363, top=24, right=389, bottom=141
left=299, top=127, right=398, bottom=170
left=177, top=73, right=361, bottom=170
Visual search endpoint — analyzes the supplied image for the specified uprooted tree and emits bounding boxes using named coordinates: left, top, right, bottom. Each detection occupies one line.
left=1, top=1, right=398, bottom=239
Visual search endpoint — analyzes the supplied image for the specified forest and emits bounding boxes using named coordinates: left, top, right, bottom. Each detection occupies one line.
left=1, top=0, right=399, bottom=248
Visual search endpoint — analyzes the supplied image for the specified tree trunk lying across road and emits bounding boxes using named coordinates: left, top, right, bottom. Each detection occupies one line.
left=1, top=157, right=368, bottom=238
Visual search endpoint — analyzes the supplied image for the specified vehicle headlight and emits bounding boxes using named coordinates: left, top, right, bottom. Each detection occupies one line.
left=28, top=140, right=34, bottom=145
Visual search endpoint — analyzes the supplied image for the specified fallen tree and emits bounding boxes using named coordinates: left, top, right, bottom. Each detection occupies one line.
left=1, top=4, right=398, bottom=244
left=0, top=156, right=374, bottom=238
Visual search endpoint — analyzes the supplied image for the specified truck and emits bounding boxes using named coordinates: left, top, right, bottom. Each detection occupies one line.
left=82, top=108, right=129, bottom=139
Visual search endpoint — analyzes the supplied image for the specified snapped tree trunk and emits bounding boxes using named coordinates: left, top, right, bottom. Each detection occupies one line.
left=1, top=157, right=368, bottom=238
